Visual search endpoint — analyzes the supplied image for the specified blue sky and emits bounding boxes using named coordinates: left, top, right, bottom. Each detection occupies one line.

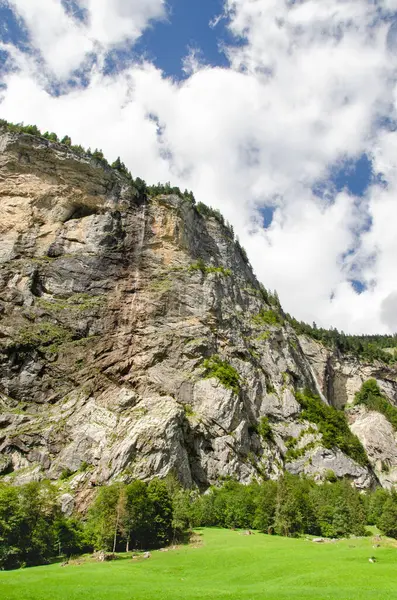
left=0, top=0, right=375, bottom=187
left=0, top=0, right=374, bottom=204
left=134, top=0, right=231, bottom=76
left=103, top=0, right=232, bottom=78
left=1, top=0, right=397, bottom=333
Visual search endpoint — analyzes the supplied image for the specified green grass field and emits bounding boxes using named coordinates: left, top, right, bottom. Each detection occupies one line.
left=1, top=528, right=396, bottom=600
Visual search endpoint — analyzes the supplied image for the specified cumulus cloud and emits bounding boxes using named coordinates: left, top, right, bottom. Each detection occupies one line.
left=78, top=0, right=166, bottom=46
left=1, top=0, right=397, bottom=333
left=2, top=0, right=166, bottom=77
left=381, top=292, right=397, bottom=331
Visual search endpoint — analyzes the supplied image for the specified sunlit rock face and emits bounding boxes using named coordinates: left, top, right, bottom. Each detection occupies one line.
left=1, top=129, right=397, bottom=498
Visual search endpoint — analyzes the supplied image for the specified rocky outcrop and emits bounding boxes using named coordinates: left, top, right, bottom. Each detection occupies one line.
left=300, top=336, right=397, bottom=486
left=349, top=407, right=397, bottom=489
left=0, top=129, right=396, bottom=496
left=300, top=336, right=397, bottom=408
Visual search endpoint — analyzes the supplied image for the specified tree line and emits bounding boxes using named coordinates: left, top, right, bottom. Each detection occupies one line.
left=0, top=119, right=195, bottom=203
left=0, top=478, right=172, bottom=570
left=2, top=474, right=397, bottom=570
left=286, top=314, right=397, bottom=365
left=174, top=475, right=397, bottom=540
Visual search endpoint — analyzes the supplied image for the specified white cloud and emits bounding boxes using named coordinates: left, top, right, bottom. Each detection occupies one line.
left=3, top=0, right=166, bottom=77
left=3, top=0, right=92, bottom=77
left=1, top=0, right=397, bottom=333
left=79, top=0, right=166, bottom=46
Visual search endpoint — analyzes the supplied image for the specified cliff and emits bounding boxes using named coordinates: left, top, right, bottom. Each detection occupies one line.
left=1, top=129, right=397, bottom=504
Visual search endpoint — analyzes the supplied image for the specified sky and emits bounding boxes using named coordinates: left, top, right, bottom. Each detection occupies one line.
left=1, top=1, right=397, bottom=334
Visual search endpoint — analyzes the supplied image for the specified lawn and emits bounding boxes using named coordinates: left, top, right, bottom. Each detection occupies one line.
left=1, top=528, right=396, bottom=600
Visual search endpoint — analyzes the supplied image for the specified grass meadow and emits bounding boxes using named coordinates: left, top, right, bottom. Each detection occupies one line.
left=1, top=528, right=397, bottom=600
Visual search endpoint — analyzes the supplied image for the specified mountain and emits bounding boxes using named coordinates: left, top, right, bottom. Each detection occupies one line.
left=1, top=125, right=397, bottom=506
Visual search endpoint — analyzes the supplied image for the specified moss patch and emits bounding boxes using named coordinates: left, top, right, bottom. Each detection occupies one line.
left=36, top=293, right=106, bottom=313
left=13, top=321, right=73, bottom=353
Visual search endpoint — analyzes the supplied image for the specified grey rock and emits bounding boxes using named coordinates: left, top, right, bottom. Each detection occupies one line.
left=287, top=446, right=373, bottom=488
left=60, top=493, right=75, bottom=516
left=350, top=408, right=397, bottom=489
left=0, top=129, right=396, bottom=499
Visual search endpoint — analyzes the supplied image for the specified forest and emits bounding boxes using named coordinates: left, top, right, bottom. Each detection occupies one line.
left=1, top=473, right=397, bottom=571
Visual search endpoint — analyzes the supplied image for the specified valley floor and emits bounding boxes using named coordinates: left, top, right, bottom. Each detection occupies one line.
left=1, top=528, right=397, bottom=600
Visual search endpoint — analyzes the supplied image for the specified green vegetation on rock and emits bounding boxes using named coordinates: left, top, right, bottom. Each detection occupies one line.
left=13, top=321, right=73, bottom=353
left=256, top=416, right=274, bottom=442
left=287, top=314, right=397, bottom=365
left=202, top=355, right=240, bottom=395
left=284, top=427, right=319, bottom=461
left=252, top=308, right=283, bottom=327
left=189, top=259, right=232, bottom=277
left=354, top=379, right=397, bottom=430
left=37, top=293, right=106, bottom=313
left=295, top=389, right=369, bottom=466
left=182, top=404, right=195, bottom=417
left=0, top=119, right=194, bottom=204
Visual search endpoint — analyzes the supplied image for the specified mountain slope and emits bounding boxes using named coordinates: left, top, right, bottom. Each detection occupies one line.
left=1, top=128, right=397, bottom=500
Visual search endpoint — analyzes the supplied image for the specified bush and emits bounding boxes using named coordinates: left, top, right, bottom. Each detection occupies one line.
left=355, top=379, right=397, bottom=430
left=188, top=260, right=232, bottom=276
left=296, top=389, right=369, bottom=466
left=252, top=309, right=283, bottom=327
left=378, top=499, right=397, bottom=538
left=324, top=469, right=338, bottom=483
left=257, top=417, right=274, bottom=442
left=60, top=468, right=73, bottom=480
left=203, top=355, right=240, bottom=395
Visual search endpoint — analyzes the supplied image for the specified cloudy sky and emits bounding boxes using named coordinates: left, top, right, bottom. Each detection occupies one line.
left=1, top=1, right=397, bottom=334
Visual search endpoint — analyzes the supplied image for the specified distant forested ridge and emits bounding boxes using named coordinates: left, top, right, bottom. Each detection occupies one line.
left=286, top=315, right=397, bottom=365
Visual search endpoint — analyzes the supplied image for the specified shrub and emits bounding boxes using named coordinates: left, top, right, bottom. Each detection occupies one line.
left=203, top=355, right=240, bottom=395
left=189, top=261, right=232, bottom=276
left=252, top=309, right=283, bottom=327
left=60, top=468, right=73, bottom=480
left=182, top=404, right=195, bottom=417
left=257, top=417, right=274, bottom=442
left=355, top=379, right=397, bottom=430
left=324, top=469, right=338, bottom=483
left=295, top=389, right=369, bottom=466
left=378, top=499, right=397, bottom=538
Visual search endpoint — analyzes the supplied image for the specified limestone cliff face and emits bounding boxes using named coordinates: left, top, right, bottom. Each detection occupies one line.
left=300, top=337, right=397, bottom=488
left=1, top=130, right=397, bottom=498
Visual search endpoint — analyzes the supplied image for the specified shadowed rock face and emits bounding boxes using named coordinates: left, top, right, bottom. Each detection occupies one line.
left=1, top=130, right=397, bottom=496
